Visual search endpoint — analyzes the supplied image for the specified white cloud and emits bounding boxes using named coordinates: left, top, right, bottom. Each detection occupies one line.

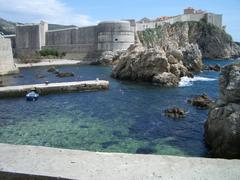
left=0, top=0, right=98, bottom=26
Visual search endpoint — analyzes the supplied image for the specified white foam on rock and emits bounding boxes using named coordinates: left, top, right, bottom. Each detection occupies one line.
left=179, top=76, right=217, bottom=87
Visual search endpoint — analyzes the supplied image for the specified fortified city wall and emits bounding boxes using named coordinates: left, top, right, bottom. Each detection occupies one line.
left=12, top=9, right=222, bottom=60
left=15, top=21, right=48, bottom=57
left=136, top=9, right=222, bottom=31
left=45, top=26, right=98, bottom=59
left=156, top=13, right=222, bottom=27
left=45, top=21, right=135, bottom=59
left=0, top=37, right=19, bottom=75
left=15, top=21, right=135, bottom=60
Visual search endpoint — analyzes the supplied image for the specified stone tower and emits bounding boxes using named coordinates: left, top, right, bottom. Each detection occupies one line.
left=15, top=21, right=48, bottom=57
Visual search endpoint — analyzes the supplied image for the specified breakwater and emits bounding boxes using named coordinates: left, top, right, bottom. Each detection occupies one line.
left=0, top=80, right=109, bottom=98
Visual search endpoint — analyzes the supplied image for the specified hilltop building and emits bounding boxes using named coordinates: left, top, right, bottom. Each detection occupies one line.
left=136, top=7, right=222, bottom=31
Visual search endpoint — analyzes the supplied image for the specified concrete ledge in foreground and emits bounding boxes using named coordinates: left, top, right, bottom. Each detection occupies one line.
left=0, top=80, right=109, bottom=98
left=0, top=143, right=239, bottom=180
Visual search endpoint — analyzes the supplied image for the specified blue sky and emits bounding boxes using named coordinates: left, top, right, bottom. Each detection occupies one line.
left=0, top=0, right=239, bottom=41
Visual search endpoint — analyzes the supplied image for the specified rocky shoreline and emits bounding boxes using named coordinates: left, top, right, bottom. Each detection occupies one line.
left=110, top=21, right=240, bottom=87
left=111, top=43, right=202, bottom=87
left=205, top=63, right=240, bottom=159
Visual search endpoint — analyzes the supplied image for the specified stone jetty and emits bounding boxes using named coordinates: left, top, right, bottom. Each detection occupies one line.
left=0, top=80, right=109, bottom=98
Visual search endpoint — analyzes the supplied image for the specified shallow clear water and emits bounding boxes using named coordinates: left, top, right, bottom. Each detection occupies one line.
left=0, top=59, right=239, bottom=157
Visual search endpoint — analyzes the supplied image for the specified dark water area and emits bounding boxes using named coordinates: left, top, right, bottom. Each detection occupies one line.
left=0, top=59, right=239, bottom=157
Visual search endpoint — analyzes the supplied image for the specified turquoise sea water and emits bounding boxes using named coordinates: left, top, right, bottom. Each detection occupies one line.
left=0, top=59, right=239, bottom=157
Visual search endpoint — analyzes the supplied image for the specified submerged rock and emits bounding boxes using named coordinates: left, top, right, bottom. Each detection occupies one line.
left=47, top=67, right=58, bottom=73
left=136, top=147, right=157, bottom=154
left=56, top=72, right=74, bottom=78
left=204, top=64, right=221, bottom=72
left=188, top=94, right=214, bottom=109
left=164, top=108, right=188, bottom=118
left=36, top=74, right=45, bottom=79
left=14, top=75, right=24, bottom=78
left=101, top=141, right=119, bottom=149
left=205, top=63, right=240, bottom=159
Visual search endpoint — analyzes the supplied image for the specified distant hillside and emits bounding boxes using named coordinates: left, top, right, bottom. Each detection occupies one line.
left=0, top=17, right=76, bottom=35
left=48, top=24, right=76, bottom=30
left=0, top=17, right=17, bottom=35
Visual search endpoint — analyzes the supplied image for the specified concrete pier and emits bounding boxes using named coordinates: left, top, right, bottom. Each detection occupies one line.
left=0, top=143, right=239, bottom=180
left=0, top=80, right=109, bottom=98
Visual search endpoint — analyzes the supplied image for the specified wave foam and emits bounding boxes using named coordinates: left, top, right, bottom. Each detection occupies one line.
left=179, top=76, right=217, bottom=87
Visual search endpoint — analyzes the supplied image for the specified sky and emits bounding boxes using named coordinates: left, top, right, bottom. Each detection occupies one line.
left=0, top=0, right=239, bottom=41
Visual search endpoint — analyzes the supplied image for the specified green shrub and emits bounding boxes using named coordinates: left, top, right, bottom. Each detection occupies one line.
left=39, top=49, right=66, bottom=58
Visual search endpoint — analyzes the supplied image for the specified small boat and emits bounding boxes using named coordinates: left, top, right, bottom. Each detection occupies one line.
left=26, top=91, right=39, bottom=101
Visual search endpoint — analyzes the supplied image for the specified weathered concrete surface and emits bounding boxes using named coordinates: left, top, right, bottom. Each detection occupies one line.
left=0, top=80, right=109, bottom=98
left=0, top=38, right=19, bottom=75
left=0, top=143, right=239, bottom=180
left=16, top=59, right=91, bottom=68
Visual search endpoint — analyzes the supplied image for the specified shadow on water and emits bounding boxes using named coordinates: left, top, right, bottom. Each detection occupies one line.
left=0, top=59, right=239, bottom=157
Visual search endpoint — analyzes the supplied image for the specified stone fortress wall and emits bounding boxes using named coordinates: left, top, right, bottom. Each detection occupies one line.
left=15, top=21, right=48, bottom=57
left=0, top=37, right=19, bottom=75
left=12, top=8, right=222, bottom=60
left=15, top=21, right=135, bottom=60
left=45, top=26, right=98, bottom=59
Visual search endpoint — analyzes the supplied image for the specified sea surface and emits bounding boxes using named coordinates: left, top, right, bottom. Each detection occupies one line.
left=0, top=59, right=239, bottom=157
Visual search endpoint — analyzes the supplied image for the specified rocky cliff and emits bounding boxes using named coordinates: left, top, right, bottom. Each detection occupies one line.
left=111, top=21, right=206, bottom=86
left=139, top=21, right=240, bottom=59
left=111, top=21, right=240, bottom=86
left=205, top=63, right=240, bottom=159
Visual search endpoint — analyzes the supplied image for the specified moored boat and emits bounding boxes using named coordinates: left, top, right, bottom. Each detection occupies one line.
left=26, top=91, right=39, bottom=101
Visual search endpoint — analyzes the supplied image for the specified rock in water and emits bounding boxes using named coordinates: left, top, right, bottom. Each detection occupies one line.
left=56, top=72, right=74, bottom=78
left=111, top=22, right=209, bottom=87
left=164, top=107, right=188, bottom=118
left=188, top=94, right=214, bottom=109
left=204, top=64, right=221, bottom=72
left=47, top=67, right=58, bottom=73
left=136, top=147, right=156, bottom=154
left=205, top=63, right=240, bottom=159
left=153, top=72, right=179, bottom=87
left=112, top=43, right=202, bottom=87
